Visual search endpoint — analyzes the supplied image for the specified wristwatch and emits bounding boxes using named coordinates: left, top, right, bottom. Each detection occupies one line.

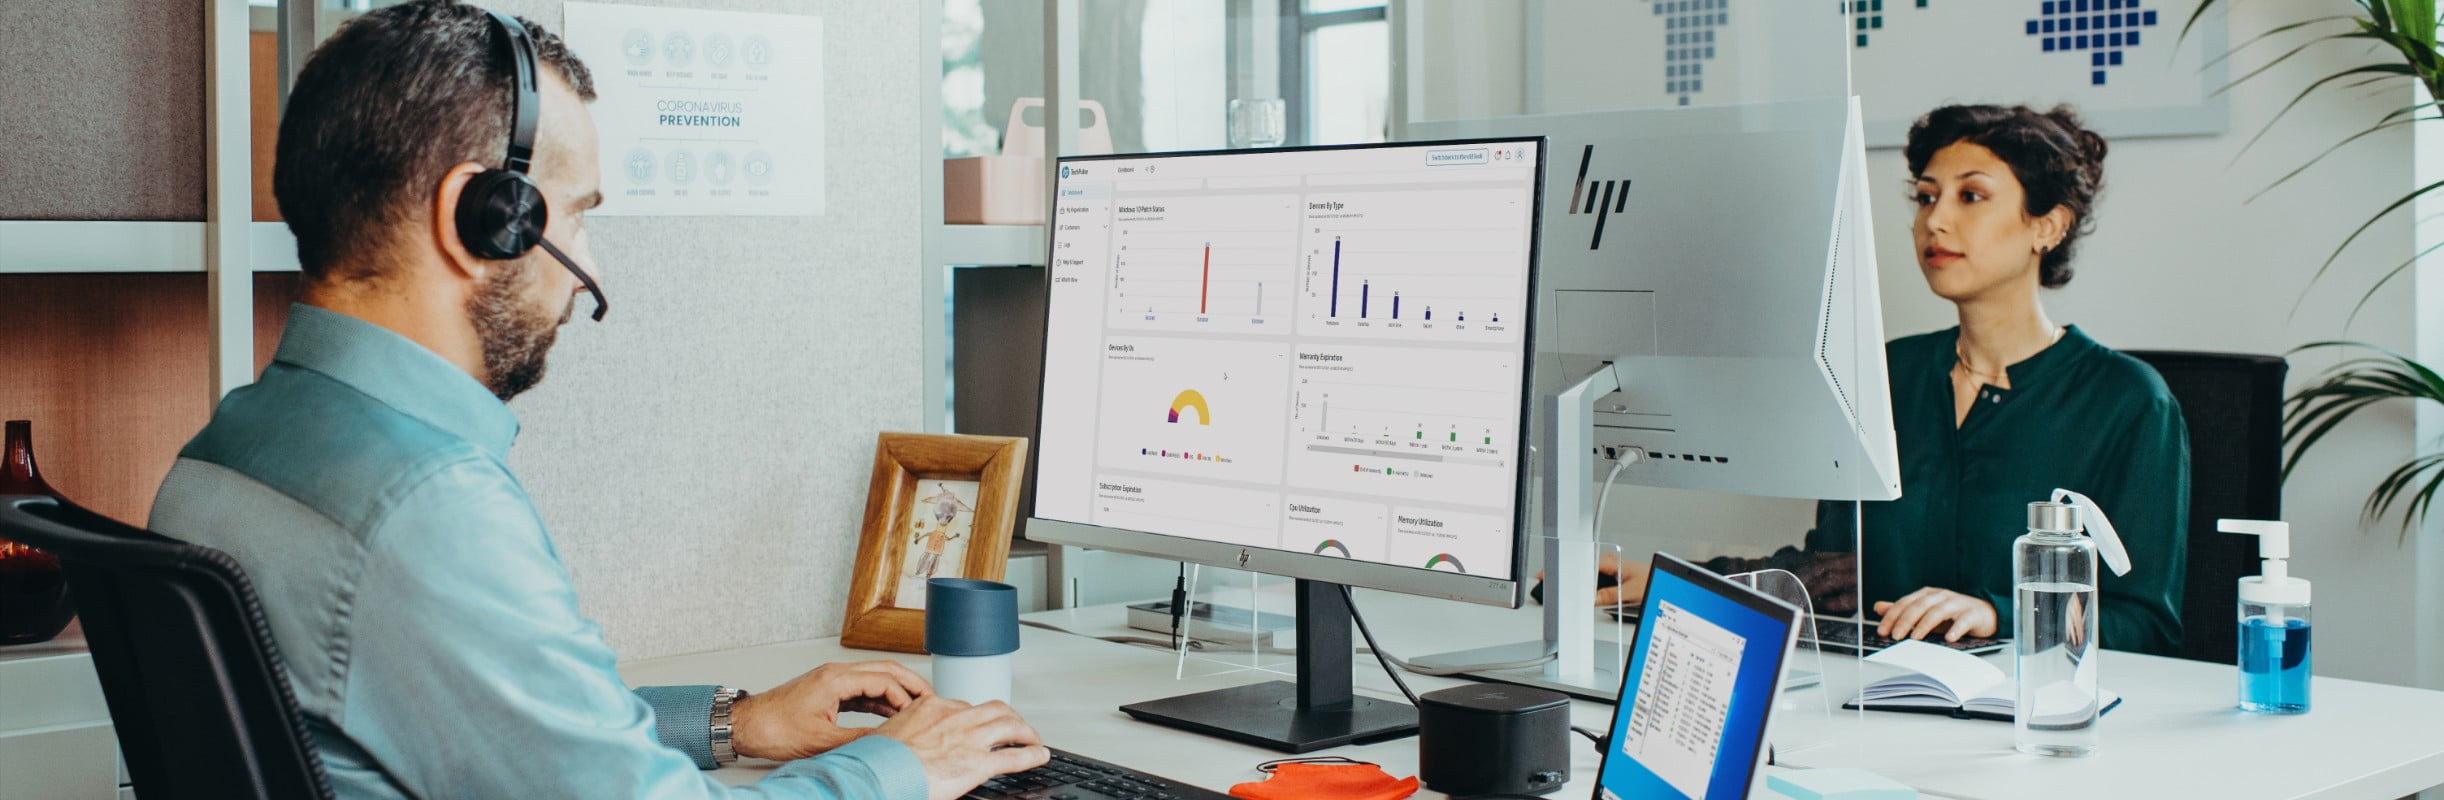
left=709, top=687, right=747, bottom=767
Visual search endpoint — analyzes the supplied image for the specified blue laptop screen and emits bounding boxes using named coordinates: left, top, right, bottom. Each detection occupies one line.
left=1597, top=564, right=1793, bottom=800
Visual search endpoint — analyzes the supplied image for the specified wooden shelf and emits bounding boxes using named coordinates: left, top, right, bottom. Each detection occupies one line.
left=0, top=221, right=299, bottom=274
left=0, top=273, right=301, bottom=524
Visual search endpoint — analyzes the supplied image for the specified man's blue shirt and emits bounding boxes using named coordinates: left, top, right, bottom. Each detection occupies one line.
left=150, top=304, right=927, bottom=799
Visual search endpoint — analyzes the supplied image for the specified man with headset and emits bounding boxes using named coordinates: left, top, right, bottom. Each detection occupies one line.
left=147, top=2, right=1046, bottom=798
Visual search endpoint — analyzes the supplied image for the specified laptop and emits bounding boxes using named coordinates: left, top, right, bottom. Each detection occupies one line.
left=1594, top=553, right=1803, bottom=800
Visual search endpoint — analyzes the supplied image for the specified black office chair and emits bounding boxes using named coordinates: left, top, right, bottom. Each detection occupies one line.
left=2123, top=351, right=2288, bottom=664
left=0, top=495, right=333, bottom=800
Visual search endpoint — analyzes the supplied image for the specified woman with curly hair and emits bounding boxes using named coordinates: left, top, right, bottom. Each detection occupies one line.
left=1588, top=104, right=2192, bottom=656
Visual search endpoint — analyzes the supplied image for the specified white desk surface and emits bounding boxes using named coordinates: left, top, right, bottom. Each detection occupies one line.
left=619, top=587, right=2444, bottom=800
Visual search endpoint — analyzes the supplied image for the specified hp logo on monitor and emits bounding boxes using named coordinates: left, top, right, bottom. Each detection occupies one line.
left=1569, top=145, right=1631, bottom=250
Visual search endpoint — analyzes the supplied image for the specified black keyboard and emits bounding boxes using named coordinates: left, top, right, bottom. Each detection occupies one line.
left=963, top=747, right=1234, bottom=800
left=1804, top=620, right=2006, bottom=655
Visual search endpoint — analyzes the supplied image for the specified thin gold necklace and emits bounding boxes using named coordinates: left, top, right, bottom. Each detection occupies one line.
left=1956, top=327, right=2063, bottom=386
left=1954, top=348, right=2008, bottom=385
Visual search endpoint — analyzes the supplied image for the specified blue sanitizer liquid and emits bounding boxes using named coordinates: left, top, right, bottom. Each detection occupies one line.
left=2239, top=616, right=2310, bottom=713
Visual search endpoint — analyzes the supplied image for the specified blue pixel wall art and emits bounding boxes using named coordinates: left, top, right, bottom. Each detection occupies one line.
left=1626, top=0, right=2227, bottom=147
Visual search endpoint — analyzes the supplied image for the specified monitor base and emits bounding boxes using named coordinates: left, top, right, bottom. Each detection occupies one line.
left=1119, top=680, right=1419, bottom=754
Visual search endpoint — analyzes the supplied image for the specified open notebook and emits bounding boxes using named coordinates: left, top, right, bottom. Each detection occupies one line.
left=1843, top=640, right=2121, bottom=722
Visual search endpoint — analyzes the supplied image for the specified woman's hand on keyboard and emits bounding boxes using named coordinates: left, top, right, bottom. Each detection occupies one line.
left=1873, top=587, right=1998, bottom=642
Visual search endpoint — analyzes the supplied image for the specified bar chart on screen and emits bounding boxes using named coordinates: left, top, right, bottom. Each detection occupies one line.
left=1296, top=188, right=1532, bottom=344
left=1106, top=193, right=1298, bottom=333
left=1285, top=343, right=1523, bottom=508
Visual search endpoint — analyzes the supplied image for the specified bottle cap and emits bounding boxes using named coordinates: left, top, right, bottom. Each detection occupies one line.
left=2028, top=501, right=2080, bottom=533
left=2238, top=575, right=2312, bottom=607
left=2223, top=519, right=2309, bottom=606
left=924, top=578, right=1020, bottom=657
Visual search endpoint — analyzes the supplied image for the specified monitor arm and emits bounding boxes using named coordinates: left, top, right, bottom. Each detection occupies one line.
left=1408, top=361, right=1634, bottom=701
left=1542, top=361, right=1622, bottom=685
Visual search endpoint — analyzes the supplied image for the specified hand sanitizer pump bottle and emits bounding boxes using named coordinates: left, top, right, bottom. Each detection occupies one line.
left=2014, top=491, right=2133, bottom=758
left=2222, top=519, right=2311, bottom=714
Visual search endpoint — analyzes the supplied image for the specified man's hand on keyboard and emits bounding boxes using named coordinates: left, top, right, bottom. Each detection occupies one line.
left=735, top=660, right=933, bottom=761
left=875, top=694, right=1050, bottom=800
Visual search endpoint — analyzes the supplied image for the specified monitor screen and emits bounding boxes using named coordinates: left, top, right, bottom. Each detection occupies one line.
left=1032, top=140, right=1542, bottom=582
left=1598, top=555, right=1800, bottom=800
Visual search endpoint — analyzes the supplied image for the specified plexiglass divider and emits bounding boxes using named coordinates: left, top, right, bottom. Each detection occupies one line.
left=1593, top=491, right=1868, bottom=765
left=1723, top=565, right=1838, bottom=759
left=1168, top=564, right=1297, bottom=681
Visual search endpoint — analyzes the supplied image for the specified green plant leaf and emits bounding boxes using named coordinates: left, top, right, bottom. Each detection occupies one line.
left=2179, top=0, right=2225, bottom=51
left=2248, top=114, right=2435, bottom=204
left=2292, top=177, right=2444, bottom=318
left=2200, top=14, right=2359, bottom=71
left=2227, top=59, right=2411, bottom=168
left=2282, top=393, right=2388, bottom=482
left=2341, top=237, right=2444, bottom=327
left=2367, top=452, right=2444, bottom=538
left=2400, top=458, right=2444, bottom=540
left=2385, top=0, right=2438, bottom=50
left=2213, top=32, right=2387, bottom=101
left=2375, top=97, right=2439, bottom=126
left=2364, top=455, right=2423, bottom=524
left=2282, top=342, right=2444, bottom=523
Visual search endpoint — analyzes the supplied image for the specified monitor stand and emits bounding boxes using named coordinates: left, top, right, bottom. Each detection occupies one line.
left=1118, top=579, right=1419, bottom=753
left=1410, top=363, right=1631, bottom=701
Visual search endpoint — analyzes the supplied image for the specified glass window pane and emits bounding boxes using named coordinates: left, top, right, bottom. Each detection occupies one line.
left=941, top=0, right=994, bottom=158
left=1307, top=20, right=1387, bottom=145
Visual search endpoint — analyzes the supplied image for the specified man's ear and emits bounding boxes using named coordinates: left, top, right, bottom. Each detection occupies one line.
left=432, top=162, right=493, bottom=282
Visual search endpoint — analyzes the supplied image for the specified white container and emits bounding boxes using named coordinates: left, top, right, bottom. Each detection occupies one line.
left=944, top=98, right=1113, bottom=225
left=931, top=652, right=1013, bottom=706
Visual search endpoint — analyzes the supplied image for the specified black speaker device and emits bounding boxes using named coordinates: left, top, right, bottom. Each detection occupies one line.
left=1416, top=683, right=1573, bottom=797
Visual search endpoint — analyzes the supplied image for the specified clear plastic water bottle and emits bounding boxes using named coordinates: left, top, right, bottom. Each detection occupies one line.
left=2015, top=500, right=2101, bottom=757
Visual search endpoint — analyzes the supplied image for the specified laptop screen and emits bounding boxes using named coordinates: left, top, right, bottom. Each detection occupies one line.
left=1597, top=554, right=1801, bottom=800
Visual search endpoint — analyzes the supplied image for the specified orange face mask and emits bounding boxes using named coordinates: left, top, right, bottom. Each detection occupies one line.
left=1227, top=762, right=1420, bottom=800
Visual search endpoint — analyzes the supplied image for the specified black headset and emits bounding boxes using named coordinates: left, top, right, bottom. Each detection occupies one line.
left=456, top=8, right=608, bottom=321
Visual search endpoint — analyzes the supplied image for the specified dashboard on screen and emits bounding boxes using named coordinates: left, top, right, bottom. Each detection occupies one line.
left=1032, top=140, right=1543, bottom=581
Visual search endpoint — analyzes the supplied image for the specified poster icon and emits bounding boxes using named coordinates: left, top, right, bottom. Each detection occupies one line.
left=662, top=30, right=695, bottom=68
left=743, top=150, right=775, bottom=185
left=624, top=148, right=656, bottom=184
left=742, top=34, right=773, bottom=69
left=666, top=149, right=696, bottom=185
left=621, top=28, right=653, bottom=65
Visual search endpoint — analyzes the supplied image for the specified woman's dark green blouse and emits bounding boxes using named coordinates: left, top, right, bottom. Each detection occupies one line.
left=1800, top=325, right=2192, bottom=656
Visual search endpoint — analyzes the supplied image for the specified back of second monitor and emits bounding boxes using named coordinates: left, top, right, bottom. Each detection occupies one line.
left=1416, top=95, right=1898, bottom=504
left=1405, top=95, right=1900, bottom=700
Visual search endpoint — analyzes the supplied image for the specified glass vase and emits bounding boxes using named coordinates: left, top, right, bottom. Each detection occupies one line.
left=1, top=420, right=77, bottom=645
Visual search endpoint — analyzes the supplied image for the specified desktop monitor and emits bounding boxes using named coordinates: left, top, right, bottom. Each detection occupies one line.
left=1596, top=553, right=1803, bottom=800
left=1410, top=96, right=1899, bottom=502
left=1026, top=139, right=1547, bottom=751
left=1405, top=97, right=1899, bottom=700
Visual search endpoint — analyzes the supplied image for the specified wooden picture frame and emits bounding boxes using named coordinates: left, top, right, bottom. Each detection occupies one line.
left=839, top=432, right=1028, bottom=653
